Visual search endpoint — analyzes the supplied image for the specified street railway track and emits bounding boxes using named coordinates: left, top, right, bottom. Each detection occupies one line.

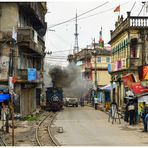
left=35, top=112, right=61, bottom=146
left=0, top=134, right=7, bottom=146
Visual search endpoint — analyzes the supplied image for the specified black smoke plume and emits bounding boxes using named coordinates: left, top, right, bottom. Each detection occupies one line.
left=48, top=63, right=92, bottom=98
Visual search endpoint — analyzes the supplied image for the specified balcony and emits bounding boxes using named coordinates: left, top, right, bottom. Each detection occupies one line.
left=17, top=69, right=43, bottom=82
left=127, top=58, right=142, bottom=69
left=17, top=69, right=28, bottom=81
left=110, top=58, right=142, bottom=72
left=110, top=14, right=148, bottom=41
left=17, top=27, right=45, bottom=54
left=76, top=49, right=93, bottom=61
left=18, top=2, right=47, bottom=34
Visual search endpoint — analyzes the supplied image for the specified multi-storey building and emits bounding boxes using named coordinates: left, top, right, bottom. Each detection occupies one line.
left=0, top=2, right=47, bottom=116
left=109, top=12, right=148, bottom=107
left=73, top=43, right=111, bottom=88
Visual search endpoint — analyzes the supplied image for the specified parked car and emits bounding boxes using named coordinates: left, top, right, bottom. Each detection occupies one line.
left=64, top=97, right=79, bottom=107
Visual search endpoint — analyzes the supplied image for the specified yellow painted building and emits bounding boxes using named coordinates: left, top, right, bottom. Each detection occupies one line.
left=109, top=12, right=148, bottom=107
left=91, top=54, right=111, bottom=87
left=74, top=43, right=111, bottom=89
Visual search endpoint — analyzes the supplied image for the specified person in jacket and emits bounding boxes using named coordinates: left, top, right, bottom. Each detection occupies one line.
left=141, top=102, right=148, bottom=132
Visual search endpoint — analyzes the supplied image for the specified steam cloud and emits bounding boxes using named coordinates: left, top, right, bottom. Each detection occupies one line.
left=48, top=63, right=92, bottom=98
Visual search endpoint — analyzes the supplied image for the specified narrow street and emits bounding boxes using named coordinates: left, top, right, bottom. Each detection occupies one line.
left=54, top=106, right=148, bottom=146
left=1, top=1, right=148, bottom=146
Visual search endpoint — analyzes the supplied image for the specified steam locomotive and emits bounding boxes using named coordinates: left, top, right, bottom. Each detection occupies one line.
left=46, top=87, right=64, bottom=111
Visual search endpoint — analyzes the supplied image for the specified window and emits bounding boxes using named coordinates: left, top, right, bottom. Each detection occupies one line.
left=106, top=57, right=110, bottom=63
left=97, top=57, right=101, bottom=63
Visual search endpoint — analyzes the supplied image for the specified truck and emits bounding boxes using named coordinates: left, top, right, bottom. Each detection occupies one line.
left=64, top=97, right=79, bottom=107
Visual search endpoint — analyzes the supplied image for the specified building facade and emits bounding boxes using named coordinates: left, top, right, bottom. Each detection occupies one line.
left=109, top=12, right=148, bottom=107
left=0, top=2, right=47, bottom=116
left=72, top=42, right=111, bottom=88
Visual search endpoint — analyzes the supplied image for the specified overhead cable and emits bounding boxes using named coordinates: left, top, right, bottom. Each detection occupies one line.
left=48, top=1, right=109, bottom=28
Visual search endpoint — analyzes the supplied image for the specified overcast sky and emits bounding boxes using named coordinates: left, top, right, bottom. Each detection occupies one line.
left=45, top=0, right=145, bottom=66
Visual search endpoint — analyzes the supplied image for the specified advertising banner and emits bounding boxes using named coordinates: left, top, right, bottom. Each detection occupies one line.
left=122, top=73, right=135, bottom=89
left=138, top=95, right=148, bottom=114
left=111, top=63, right=115, bottom=72
left=114, top=61, right=118, bottom=71
left=108, top=64, right=111, bottom=73
left=117, top=60, right=122, bottom=70
left=143, top=66, right=148, bottom=80
left=28, top=68, right=36, bottom=81
left=138, top=65, right=148, bottom=80
left=131, top=82, right=148, bottom=95
left=122, top=58, right=127, bottom=69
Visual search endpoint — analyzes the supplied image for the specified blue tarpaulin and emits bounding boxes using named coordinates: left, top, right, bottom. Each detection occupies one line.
left=0, top=94, right=10, bottom=102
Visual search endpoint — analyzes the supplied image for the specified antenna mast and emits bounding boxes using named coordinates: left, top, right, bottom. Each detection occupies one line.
left=73, top=13, right=79, bottom=54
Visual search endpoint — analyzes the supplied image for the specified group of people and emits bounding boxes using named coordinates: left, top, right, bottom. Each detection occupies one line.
left=141, top=102, right=148, bottom=132
left=124, top=99, right=138, bottom=125
left=124, top=99, right=148, bottom=132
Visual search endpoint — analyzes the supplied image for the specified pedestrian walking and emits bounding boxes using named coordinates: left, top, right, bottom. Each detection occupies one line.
left=94, top=97, right=98, bottom=110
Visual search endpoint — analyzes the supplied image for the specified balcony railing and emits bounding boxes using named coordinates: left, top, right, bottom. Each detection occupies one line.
left=17, top=69, right=43, bottom=82
left=127, top=58, right=142, bottom=68
left=17, top=69, right=28, bottom=80
left=18, top=2, right=47, bottom=29
left=111, top=15, right=148, bottom=40
left=110, top=58, right=142, bottom=72
left=17, top=27, right=45, bottom=54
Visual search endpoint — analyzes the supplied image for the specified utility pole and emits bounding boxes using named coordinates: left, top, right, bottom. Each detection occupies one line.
left=93, top=38, right=97, bottom=96
left=9, top=42, right=15, bottom=146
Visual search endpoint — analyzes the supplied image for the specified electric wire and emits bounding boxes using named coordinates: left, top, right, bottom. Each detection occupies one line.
left=48, top=1, right=109, bottom=28
left=138, top=2, right=145, bottom=16
left=47, top=1, right=132, bottom=29
left=77, top=1, right=129, bottom=21
left=130, top=1, right=136, bottom=13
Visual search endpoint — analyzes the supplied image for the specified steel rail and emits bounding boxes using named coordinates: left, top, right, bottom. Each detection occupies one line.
left=47, top=113, right=61, bottom=146
left=35, top=112, right=59, bottom=146
left=0, top=135, right=7, bottom=146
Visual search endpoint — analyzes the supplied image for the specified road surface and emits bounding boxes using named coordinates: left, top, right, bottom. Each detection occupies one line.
left=54, top=106, right=148, bottom=146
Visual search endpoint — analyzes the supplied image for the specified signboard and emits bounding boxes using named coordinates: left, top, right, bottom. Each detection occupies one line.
left=138, top=65, right=148, bottom=80
left=36, top=71, right=43, bottom=81
left=122, top=73, right=135, bottom=89
left=0, top=56, right=9, bottom=79
left=9, top=77, right=14, bottom=90
left=121, top=58, right=127, bottom=69
left=114, top=61, right=118, bottom=71
left=143, top=66, right=148, bottom=80
left=138, top=95, right=148, bottom=114
left=108, top=64, right=111, bottom=73
left=131, top=82, right=148, bottom=95
left=28, top=68, right=36, bottom=81
left=117, top=60, right=122, bottom=70
left=114, top=60, right=122, bottom=71
left=111, top=63, right=115, bottom=72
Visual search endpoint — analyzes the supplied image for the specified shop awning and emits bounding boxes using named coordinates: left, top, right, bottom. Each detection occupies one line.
left=0, top=94, right=10, bottom=102
left=100, top=82, right=117, bottom=91
left=124, top=96, right=136, bottom=100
